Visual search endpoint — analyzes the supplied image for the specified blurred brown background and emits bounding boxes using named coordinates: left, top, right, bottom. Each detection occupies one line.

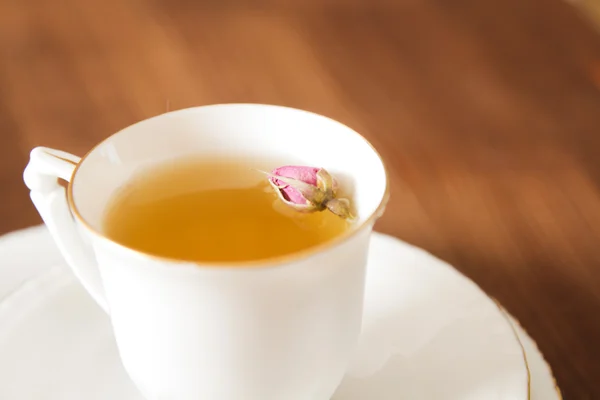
left=2, top=0, right=600, bottom=398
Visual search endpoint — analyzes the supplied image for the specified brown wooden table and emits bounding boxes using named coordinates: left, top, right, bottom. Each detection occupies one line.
left=2, top=0, right=600, bottom=397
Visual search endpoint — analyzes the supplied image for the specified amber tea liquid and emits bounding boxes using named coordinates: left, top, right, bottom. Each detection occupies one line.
left=102, top=156, right=350, bottom=262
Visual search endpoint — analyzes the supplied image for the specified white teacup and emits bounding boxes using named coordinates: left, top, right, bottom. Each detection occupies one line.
left=23, top=104, right=389, bottom=400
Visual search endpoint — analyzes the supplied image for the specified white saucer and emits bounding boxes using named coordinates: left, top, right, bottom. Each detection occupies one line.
left=0, top=228, right=561, bottom=399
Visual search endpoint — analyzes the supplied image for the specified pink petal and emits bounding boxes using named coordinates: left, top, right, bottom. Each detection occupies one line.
left=270, top=166, right=320, bottom=205
left=272, top=166, right=319, bottom=185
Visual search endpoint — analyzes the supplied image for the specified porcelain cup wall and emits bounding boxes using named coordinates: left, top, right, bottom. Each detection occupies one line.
left=23, top=104, right=389, bottom=400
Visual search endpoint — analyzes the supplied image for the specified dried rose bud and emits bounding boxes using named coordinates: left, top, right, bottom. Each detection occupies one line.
left=262, top=166, right=354, bottom=220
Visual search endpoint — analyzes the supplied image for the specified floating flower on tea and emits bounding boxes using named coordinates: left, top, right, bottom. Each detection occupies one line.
left=261, top=166, right=353, bottom=220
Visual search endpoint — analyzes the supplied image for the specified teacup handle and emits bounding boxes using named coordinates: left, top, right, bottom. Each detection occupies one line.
left=23, top=147, right=109, bottom=313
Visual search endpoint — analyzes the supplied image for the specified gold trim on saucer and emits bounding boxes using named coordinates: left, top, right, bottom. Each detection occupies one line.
left=494, top=300, right=531, bottom=400
left=494, top=299, right=563, bottom=400
left=509, top=314, right=563, bottom=399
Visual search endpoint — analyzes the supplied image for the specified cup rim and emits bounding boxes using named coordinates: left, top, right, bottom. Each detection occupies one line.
left=66, top=103, right=390, bottom=268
